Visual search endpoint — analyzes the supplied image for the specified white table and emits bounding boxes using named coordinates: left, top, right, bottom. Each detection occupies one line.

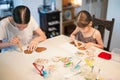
left=0, top=35, right=120, bottom=80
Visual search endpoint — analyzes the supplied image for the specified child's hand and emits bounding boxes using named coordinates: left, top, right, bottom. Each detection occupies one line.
left=84, top=42, right=94, bottom=49
left=9, top=36, right=20, bottom=46
left=70, top=35, right=75, bottom=41
left=27, top=40, right=38, bottom=51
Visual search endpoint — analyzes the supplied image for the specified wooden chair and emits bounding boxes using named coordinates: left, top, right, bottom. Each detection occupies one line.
left=92, top=15, right=115, bottom=51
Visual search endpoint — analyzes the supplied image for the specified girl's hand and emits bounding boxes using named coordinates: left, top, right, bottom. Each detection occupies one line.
left=27, top=40, right=38, bottom=51
left=84, top=42, right=94, bottom=49
left=9, top=36, right=20, bottom=46
left=70, top=35, right=76, bottom=41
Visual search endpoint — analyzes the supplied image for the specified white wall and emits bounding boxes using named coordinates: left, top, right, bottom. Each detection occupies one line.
left=81, top=0, right=102, bottom=18
left=107, top=0, right=120, bottom=50
left=13, top=0, right=22, bottom=7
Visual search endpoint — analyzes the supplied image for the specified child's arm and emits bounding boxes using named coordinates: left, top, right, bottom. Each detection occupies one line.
left=28, top=28, right=46, bottom=51
left=0, top=37, right=20, bottom=49
left=95, top=29, right=104, bottom=49
left=85, top=29, right=104, bottom=49
left=70, top=27, right=79, bottom=40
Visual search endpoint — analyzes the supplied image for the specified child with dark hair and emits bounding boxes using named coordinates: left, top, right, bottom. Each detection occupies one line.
left=70, top=10, right=104, bottom=49
left=0, top=5, right=46, bottom=52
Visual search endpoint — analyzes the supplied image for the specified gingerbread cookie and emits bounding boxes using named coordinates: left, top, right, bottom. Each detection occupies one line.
left=35, top=47, right=47, bottom=52
left=78, top=47, right=86, bottom=50
left=78, top=42, right=82, bottom=46
left=70, top=41, right=82, bottom=47
left=70, top=41, right=74, bottom=45
left=24, top=49, right=33, bottom=54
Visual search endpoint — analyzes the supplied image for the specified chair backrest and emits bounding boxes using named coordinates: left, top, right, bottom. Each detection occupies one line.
left=92, top=15, right=115, bottom=51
